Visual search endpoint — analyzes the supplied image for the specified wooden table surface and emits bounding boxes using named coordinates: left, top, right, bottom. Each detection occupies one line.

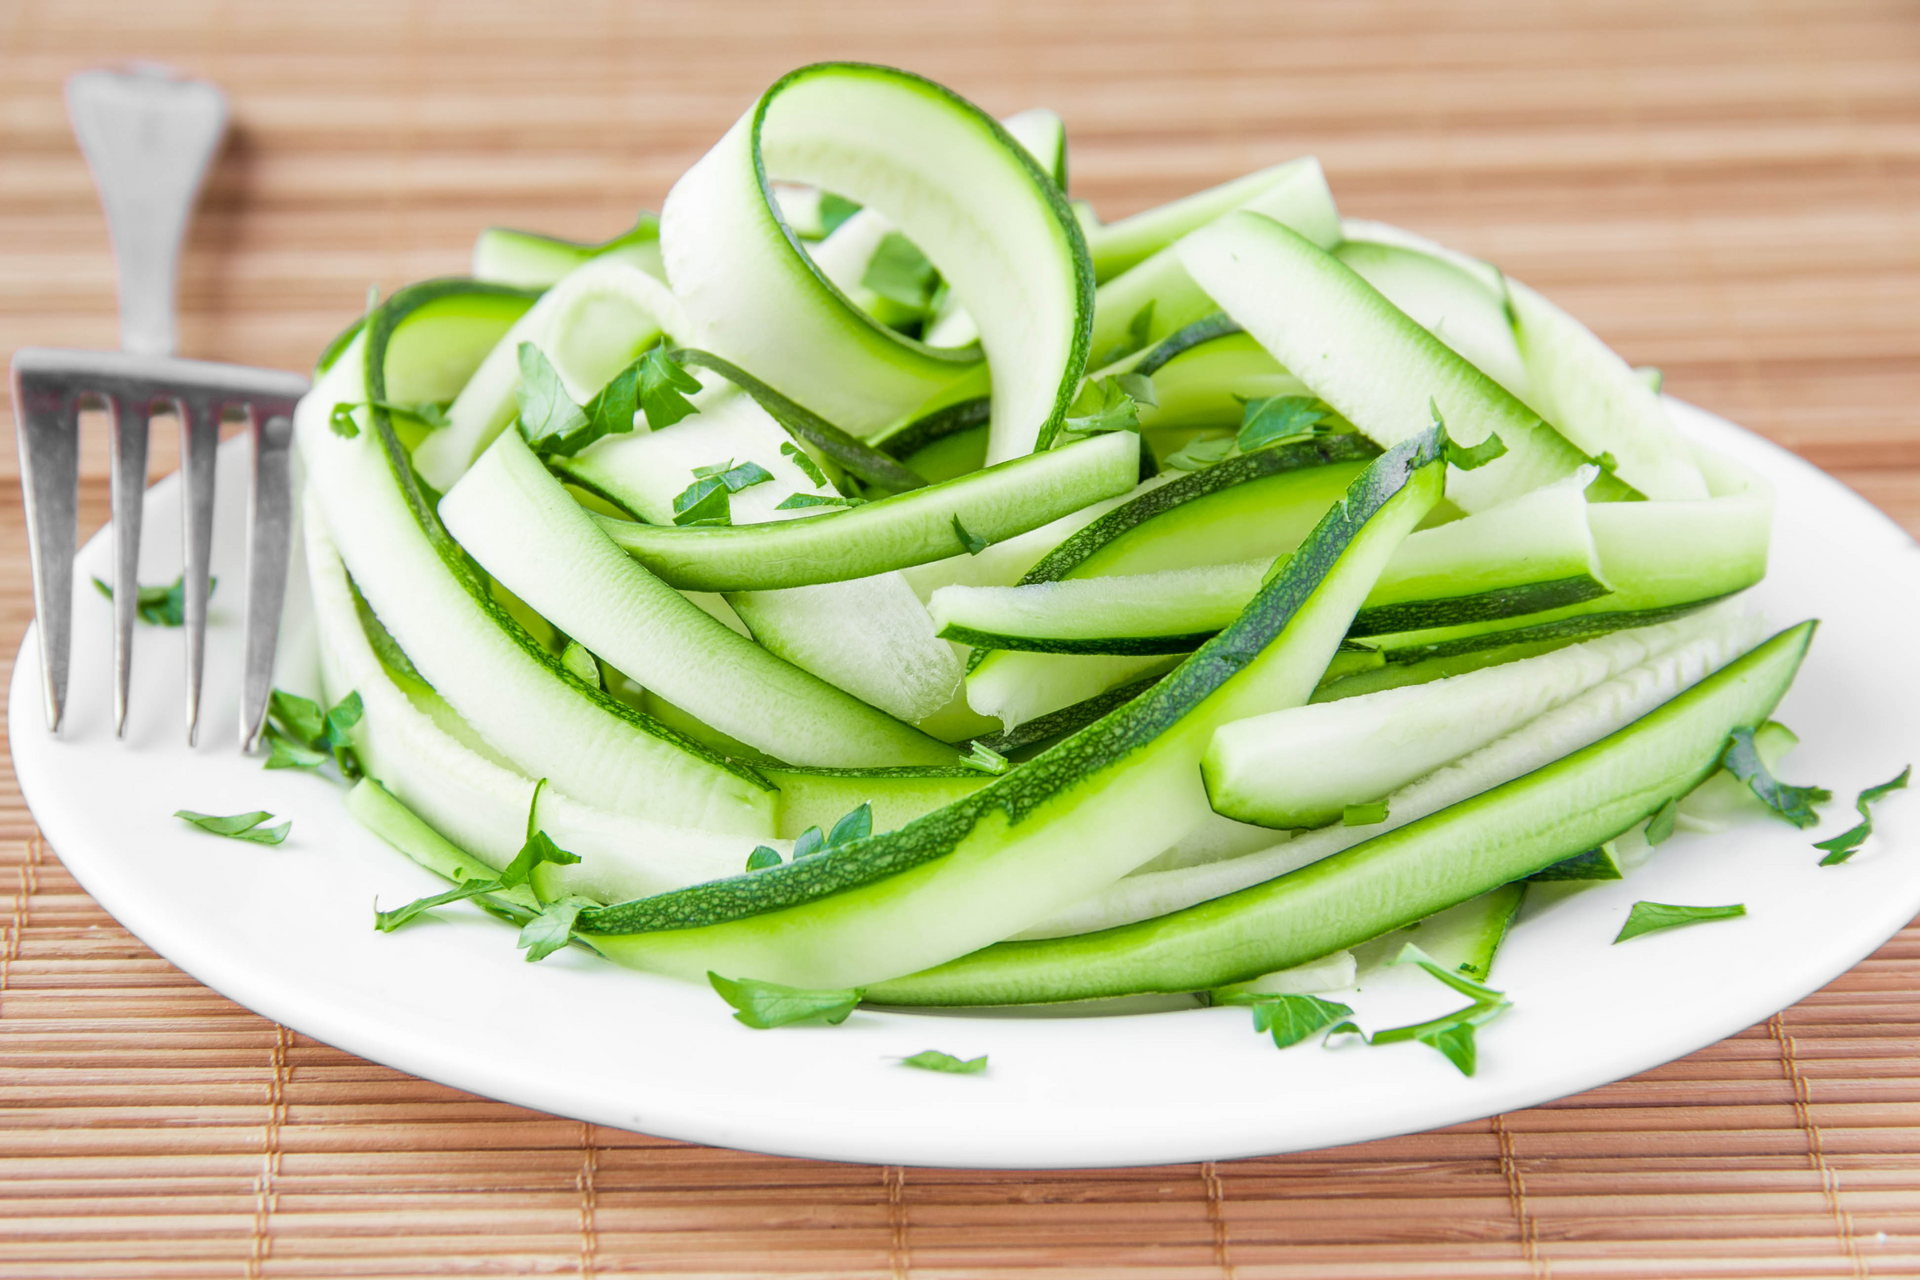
left=4, top=1, right=1920, bottom=1276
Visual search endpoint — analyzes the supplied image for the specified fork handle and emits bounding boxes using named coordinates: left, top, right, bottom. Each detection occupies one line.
left=66, top=67, right=227, bottom=358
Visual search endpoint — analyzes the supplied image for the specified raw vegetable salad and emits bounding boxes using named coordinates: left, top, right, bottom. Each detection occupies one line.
left=269, top=62, right=1902, bottom=1075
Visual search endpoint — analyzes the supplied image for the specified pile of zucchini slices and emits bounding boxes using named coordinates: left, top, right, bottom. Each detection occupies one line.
left=297, top=63, right=1810, bottom=1039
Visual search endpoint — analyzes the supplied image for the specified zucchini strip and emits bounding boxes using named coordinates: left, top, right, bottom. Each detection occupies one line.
left=440, top=428, right=962, bottom=768
left=591, top=429, right=1141, bottom=592
left=471, top=214, right=664, bottom=288
left=296, top=284, right=777, bottom=832
left=1086, top=160, right=1340, bottom=364
left=1180, top=211, right=1619, bottom=512
left=874, top=616, right=1808, bottom=1002
left=573, top=428, right=1449, bottom=990
left=934, top=474, right=1608, bottom=654
left=659, top=63, right=1091, bottom=463
left=1084, top=157, right=1339, bottom=284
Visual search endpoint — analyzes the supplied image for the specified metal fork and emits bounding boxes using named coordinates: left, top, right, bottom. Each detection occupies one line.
left=11, top=66, right=309, bottom=751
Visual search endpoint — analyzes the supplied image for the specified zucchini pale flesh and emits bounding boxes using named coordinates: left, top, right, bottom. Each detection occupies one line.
left=872, top=619, right=1812, bottom=1004
left=574, top=429, right=1449, bottom=989
left=660, top=63, right=1090, bottom=464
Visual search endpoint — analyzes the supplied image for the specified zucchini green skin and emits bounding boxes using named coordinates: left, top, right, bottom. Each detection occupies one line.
left=591, top=429, right=1140, bottom=592
left=300, top=278, right=778, bottom=832
left=575, top=430, right=1448, bottom=990
left=1375, top=596, right=1735, bottom=665
left=761, top=765, right=992, bottom=839
left=970, top=674, right=1166, bottom=756
left=868, top=621, right=1815, bottom=1005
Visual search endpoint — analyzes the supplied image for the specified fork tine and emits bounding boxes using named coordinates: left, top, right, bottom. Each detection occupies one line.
left=178, top=394, right=219, bottom=746
left=106, top=392, right=150, bottom=737
left=240, top=409, right=295, bottom=752
left=10, top=364, right=79, bottom=733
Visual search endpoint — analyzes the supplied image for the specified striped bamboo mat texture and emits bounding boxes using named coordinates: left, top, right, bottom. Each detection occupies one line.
left=5, top=0, right=1920, bottom=1274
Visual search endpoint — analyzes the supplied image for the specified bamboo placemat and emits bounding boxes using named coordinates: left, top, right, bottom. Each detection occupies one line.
left=5, top=0, right=1920, bottom=1275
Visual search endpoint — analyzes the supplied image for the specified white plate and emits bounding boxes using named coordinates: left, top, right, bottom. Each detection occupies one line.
left=13, top=401, right=1920, bottom=1169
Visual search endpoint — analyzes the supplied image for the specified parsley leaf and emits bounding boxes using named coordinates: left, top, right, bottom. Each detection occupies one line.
left=961, top=740, right=1011, bottom=776
left=780, top=440, right=831, bottom=487
left=1163, top=436, right=1236, bottom=472
left=638, top=345, right=703, bottom=429
left=671, top=477, right=733, bottom=526
left=1064, top=376, right=1144, bottom=435
left=262, top=689, right=362, bottom=778
left=861, top=231, right=939, bottom=309
left=746, top=845, right=783, bottom=871
left=828, top=801, right=873, bottom=846
left=515, top=342, right=590, bottom=449
left=1430, top=399, right=1507, bottom=471
left=517, top=898, right=586, bottom=962
left=774, top=492, right=859, bottom=510
left=1415, top=1021, right=1480, bottom=1076
left=1342, top=801, right=1389, bottom=826
left=498, top=829, right=580, bottom=893
left=952, top=515, right=988, bottom=556
left=328, top=402, right=361, bottom=438
left=900, top=1049, right=988, bottom=1074
left=1528, top=842, right=1624, bottom=881
left=1815, top=765, right=1911, bottom=865
left=708, top=972, right=863, bottom=1028
left=692, top=459, right=774, bottom=492
left=1722, top=725, right=1831, bottom=828
left=792, top=825, right=826, bottom=859
left=818, top=192, right=862, bottom=236
left=1215, top=992, right=1354, bottom=1049
left=373, top=874, right=501, bottom=933
left=1236, top=395, right=1331, bottom=453
left=1614, top=900, right=1746, bottom=943
left=175, top=808, right=290, bottom=845
left=92, top=574, right=214, bottom=627
left=1363, top=945, right=1511, bottom=1076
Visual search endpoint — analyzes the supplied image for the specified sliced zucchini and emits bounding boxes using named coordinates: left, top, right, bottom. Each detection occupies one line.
left=933, top=472, right=1606, bottom=654
left=1083, top=157, right=1338, bottom=284
left=760, top=765, right=992, bottom=839
left=1086, top=160, right=1340, bottom=363
left=659, top=63, right=1089, bottom=463
left=1180, top=211, right=1618, bottom=512
left=876, top=617, right=1810, bottom=1002
left=297, top=285, right=777, bottom=833
left=1132, top=331, right=1305, bottom=431
left=1202, top=603, right=1746, bottom=829
left=414, top=258, right=692, bottom=491
left=574, top=429, right=1450, bottom=989
left=440, top=428, right=961, bottom=767
left=471, top=214, right=664, bottom=288
left=591, top=429, right=1141, bottom=591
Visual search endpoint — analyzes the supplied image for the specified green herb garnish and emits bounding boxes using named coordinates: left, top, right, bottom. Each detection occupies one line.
left=952, top=515, right=988, bottom=556
left=638, top=345, right=703, bottom=429
left=517, top=898, right=587, bottom=962
left=818, top=192, right=862, bottom=236
left=746, top=845, right=784, bottom=871
left=1814, top=765, right=1911, bottom=865
left=1215, top=992, right=1354, bottom=1049
left=708, top=972, right=863, bottom=1028
left=1236, top=395, right=1330, bottom=453
left=328, top=402, right=361, bottom=438
left=1722, top=725, right=1830, bottom=828
left=961, top=740, right=1011, bottom=776
left=1064, top=376, right=1145, bottom=436
left=900, top=1049, right=988, bottom=1074
left=774, top=492, right=859, bottom=510
left=780, top=440, right=830, bottom=487
left=1644, top=797, right=1680, bottom=846
left=92, top=574, right=214, bottom=628
left=515, top=342, right=590, bottom=450
left=790, top=801, right=873, bottom=861
left=175, top=809, right=290, bottom=846
left=1361, top=945, right=1512, bottom=1076
left=1614, top=901, right=1746, bottom=943
left=1163, top=436, right=1236, bottom=471
left=1342, top=801, right=1389, bottom=826
left=262, top=688, right=363, bottom=777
